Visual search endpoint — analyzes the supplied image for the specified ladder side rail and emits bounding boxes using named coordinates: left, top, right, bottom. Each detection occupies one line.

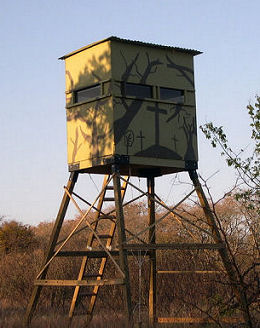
left=86, top=176, right=130, bottom=321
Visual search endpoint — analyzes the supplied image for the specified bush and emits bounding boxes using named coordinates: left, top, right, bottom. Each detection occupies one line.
left=0, top=220, right=38, bottom=254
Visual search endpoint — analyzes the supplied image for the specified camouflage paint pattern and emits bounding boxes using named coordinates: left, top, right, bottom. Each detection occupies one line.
left=61, top=37, right=201, bottom=176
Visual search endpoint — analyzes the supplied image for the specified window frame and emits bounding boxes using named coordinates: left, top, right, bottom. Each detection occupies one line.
left=122, top=82, right=154, bottom=99
left=159, top=87, right=185, bottom=104
left=74, top=83, right=102, bottom=104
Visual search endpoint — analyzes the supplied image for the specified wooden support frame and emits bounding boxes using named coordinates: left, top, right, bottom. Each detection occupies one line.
left=24, top=168, right=252, bottom=328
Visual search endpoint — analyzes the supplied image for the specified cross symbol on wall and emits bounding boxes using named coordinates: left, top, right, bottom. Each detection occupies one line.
left=137, top=130, right=145, bottom=151
left=147, top=103, right=167, bottom=145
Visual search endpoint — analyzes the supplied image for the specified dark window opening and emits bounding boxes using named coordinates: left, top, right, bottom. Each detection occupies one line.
left=123, top=82, right=153, bottom=98
left=160, top=87, right=184, bottom=103
left=75, top=84, right=101, bottom=103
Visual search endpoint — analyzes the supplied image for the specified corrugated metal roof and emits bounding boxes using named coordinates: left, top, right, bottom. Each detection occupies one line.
left=59, top=36, right=202, bottom=60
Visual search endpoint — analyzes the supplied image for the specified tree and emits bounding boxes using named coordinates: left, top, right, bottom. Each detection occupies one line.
left=200, top=96, right=259, bottom=214
left=0, top=220, right=37, bottom=254
left=200, top=96, right=260, bottom=327
left=200, top=96, right=259, bottom=253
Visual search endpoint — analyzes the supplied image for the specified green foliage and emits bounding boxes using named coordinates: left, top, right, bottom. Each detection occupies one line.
left=0, top=220, right=37, bottom=254
left=200, top=96, right=260, bottom=214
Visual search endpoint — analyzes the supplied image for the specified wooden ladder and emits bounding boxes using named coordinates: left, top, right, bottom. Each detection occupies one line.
left=68, top=174, right=129, bottom=324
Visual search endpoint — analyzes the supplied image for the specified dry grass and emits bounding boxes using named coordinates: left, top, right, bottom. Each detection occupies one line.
left=0, top=200, right=259, bottom=327
left=0, top=307, right=129, bottom=328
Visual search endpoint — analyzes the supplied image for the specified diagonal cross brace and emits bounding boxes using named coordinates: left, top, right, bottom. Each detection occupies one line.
left=63, top=183, right=125, bottom=278
left=36, top=174, right=125, bottom=279
left=119, top=176, right=212, bottom=243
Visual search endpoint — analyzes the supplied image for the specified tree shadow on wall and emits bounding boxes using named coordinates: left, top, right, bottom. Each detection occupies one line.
left=65, top=47, right=197, bottom=163
left=66, top=50, right=113, bottom=163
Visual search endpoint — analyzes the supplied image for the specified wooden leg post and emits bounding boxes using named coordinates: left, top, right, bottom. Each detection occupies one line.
left=112, top=166, right=133, bottom=327
left=189, top=170, right=253, bottom=328
left=24, top=172, right=78, bottom=327
left=148, top=176, right=156, bottom=327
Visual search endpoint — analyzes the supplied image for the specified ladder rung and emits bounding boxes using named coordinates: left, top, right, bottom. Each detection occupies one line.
left=103, top=197, right=115, bottom=202
left=95, top=234, right=113, bottom=239
left=83, top=273, right=102, bottom=278
left=80, top=292, right=97, bottom=297
left=105, top=186, right=114, bottom=190
left=106, top=186, right=126, bottom=190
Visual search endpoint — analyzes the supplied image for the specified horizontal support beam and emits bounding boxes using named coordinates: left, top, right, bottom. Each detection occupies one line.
left=55, top=244, right=224, bottom=258
left=56, top=250, right=119, bottom=258
left=158, top=317, right=244, bottom=324
left=56, top=250, right=149, bottom=257
left=123, top=243, right=225, bottom=250
left=157, top=270, right=222, bottom=274
left=34, top=278, right=124, bottom=287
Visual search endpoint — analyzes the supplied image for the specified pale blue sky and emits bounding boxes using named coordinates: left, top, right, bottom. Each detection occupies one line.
left=1, top=0, right=259, bottom=225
